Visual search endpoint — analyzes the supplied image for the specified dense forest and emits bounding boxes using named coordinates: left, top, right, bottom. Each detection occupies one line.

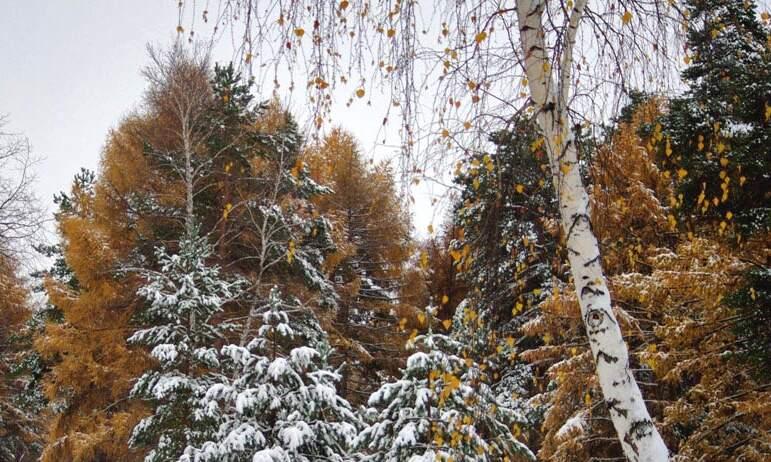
left=0, top=0, right=769, bottom=461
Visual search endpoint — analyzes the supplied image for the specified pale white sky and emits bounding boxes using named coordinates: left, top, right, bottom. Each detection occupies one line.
left=0, top=1, right=444, bottom=252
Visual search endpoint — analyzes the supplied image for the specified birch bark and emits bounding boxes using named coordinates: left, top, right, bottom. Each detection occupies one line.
left=515, top=1, right=669, bottom=460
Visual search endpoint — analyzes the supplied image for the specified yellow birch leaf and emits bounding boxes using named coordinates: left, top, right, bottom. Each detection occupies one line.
left=419, top=250, right=429, bottom=270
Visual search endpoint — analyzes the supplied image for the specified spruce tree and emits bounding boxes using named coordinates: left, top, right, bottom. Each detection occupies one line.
left=660, top=0, right=770, bottom=236
left=447, top=119, right=560, bottom=448
left=181, top=287, right=359, bottom=462
left=128, top=230, right=243, bottom=462
left=357, top=307, right=534, bottom=462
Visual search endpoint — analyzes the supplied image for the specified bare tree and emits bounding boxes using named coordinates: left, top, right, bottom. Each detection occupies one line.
left=0, top=116, right=45, bottom=260
left=142, top=42, right=216, bottom=236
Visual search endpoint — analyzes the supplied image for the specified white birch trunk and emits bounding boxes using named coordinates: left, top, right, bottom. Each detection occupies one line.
left=515, top=1, right=669, bottom=460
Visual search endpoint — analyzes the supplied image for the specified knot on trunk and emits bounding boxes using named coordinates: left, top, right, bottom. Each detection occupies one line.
left=586, top=308, right=605, bottom=328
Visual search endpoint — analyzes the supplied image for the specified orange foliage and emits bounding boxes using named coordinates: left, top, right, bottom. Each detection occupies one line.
left=0, top=255, right=41, bottom=459
left=37, top=162, right=151, bottom=461
left=303, top=128, right=420, bottom=402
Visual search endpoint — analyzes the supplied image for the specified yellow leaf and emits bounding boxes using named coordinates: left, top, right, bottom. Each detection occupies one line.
left=530, top=137, right=544, bottom=152
left=622, top=10, right=633, bottom=25
left=355, top=88, right=365, bottom=98
left=417, top=312, right=426, bottom=326
left=442, top=319, right=452, bottom=330
left=584, top=392, right=592, bottom=406
left=419, top=251, right=429, bottom=270
left=726, top=211, right=733, bottom=220
left=463, top=121, right=472, bottom=130
left=339, top=0, right=349, bottom=9
left=427, top=224, right=434, bottom=235
left=677, top=168, right=688, bottom=179
left=474, top=31, right=487, bottom=43
left=386, top=28, right=396, bottom=38
left=720, top=157, right=729, bottom=167
left=294, top=28, right=305, bottom=37
left=515, top=184, right=525, bottom=194
left=464, top=309, right=478, bottom=324
left=441, top=128, right=450, bottom=138
left=176, top=25, right=184, bottom=33
left=441, top=294, right=449, bottom=305
left=286, top=240, right=296, bottom=264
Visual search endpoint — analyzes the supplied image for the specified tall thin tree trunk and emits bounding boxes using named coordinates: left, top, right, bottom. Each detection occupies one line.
left=515, top=1, right=668, bottom=460
left=183, top=121, right=197, bottom=333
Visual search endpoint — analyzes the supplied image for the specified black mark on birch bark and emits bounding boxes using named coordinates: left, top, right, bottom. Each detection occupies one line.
left=597, top=350, right=619, bottom=364
left=606, top=398, right=629, bottom=418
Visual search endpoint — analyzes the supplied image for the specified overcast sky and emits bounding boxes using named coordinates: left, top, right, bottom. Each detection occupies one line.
left=1, top=1, right=443, bottom=252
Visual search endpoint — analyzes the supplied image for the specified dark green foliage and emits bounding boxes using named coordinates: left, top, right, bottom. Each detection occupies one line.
left=452, top=119, right=560, bottom=327
left=726, top=265, right=771, bottom=379
left=660, top=0, right=770, bottom=236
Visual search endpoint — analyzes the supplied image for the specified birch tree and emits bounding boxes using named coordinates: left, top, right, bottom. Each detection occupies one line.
left=178, top=1, right=684, bottom=459
left=513, top=2, right=668, bottom=460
